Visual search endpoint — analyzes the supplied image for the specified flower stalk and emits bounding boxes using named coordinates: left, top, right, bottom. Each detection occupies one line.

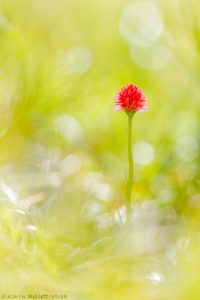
left=127, top=112, right=134, bottom=214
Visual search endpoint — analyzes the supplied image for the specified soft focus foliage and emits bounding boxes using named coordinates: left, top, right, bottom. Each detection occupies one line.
left=0, top=0, right=200, bottom=299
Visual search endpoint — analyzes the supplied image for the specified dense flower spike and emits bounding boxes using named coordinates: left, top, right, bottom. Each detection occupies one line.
left=115, top=84, right=147, bottom=112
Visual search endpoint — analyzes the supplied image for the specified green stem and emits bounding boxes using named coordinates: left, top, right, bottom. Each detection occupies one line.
left=127, top=113, right=134, bottom=215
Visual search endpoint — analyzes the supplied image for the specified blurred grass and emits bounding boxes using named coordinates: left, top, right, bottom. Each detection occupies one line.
left=0, top=0, right=200, bottom=299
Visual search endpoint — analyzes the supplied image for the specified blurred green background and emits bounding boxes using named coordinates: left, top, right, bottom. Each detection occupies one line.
left=0, top=0, right=200, bottom=299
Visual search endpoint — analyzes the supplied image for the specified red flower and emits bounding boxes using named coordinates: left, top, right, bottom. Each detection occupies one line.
left=115, top=84, right=147, bottom=112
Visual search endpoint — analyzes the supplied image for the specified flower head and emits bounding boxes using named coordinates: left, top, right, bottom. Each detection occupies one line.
left=115, top=84, right=147, bottom=113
